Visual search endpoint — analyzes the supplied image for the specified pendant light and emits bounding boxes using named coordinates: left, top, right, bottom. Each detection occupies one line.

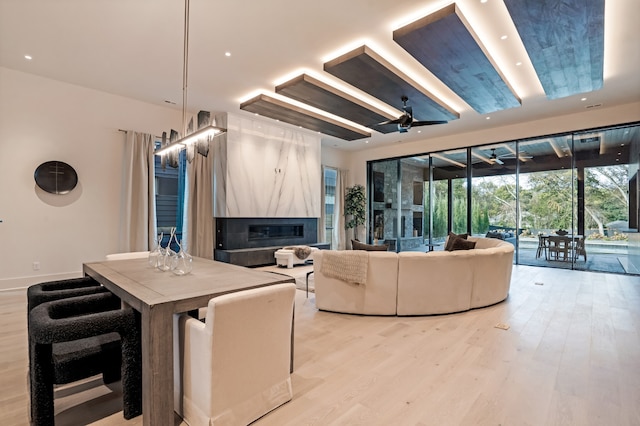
left=155, top=0, right=226, bottom=157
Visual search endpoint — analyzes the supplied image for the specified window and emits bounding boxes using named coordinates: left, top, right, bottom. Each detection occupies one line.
left=324, top=167, right=337, bottom=248
left=366, top=122, right=640, bottom=275
left=154, top=142, right=186, bottom=251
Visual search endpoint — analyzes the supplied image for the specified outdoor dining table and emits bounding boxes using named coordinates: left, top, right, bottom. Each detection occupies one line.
left=83, top=256, right=295, bottom=426
left=540, top=234, right=584, bottom=261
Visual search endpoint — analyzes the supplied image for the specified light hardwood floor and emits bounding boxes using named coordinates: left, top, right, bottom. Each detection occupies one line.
left=2, top=265, right=639, bottom=425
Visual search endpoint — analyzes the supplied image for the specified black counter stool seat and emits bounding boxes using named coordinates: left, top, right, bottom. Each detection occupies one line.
left=29, top=292, right=142, bottom=425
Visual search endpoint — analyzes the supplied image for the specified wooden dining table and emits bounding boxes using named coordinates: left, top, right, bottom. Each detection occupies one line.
left=83, top=256, right=295, bottom=426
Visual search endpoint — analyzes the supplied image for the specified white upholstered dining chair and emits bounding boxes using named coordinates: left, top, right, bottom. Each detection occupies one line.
left=173, top=283, right=296, bottom=426
left=105, top=251, right=150, bottom=260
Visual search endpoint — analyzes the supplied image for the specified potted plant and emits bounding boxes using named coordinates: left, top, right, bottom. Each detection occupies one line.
left=345, top=184, right=366, bottom=241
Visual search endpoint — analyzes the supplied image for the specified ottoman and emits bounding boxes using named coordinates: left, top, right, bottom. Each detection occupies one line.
left=274, top=246, right=318, bottom=268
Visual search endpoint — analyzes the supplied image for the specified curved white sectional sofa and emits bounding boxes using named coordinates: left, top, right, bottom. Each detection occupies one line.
left=313, top=236, right=514, bottom=316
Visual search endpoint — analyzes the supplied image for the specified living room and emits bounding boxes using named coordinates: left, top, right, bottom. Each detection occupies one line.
left=1, top=0, right=640, bottom=424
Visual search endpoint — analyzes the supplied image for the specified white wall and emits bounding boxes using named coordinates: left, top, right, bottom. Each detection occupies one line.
left=347, top=101, right=640, bottom=186
left=0, top=67, right=180, bottom=290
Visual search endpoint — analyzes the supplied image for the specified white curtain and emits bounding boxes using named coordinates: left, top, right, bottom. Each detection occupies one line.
left=119, top=131, right=156, bottom=252
left=185, top=139, right=214, bottom=259
left=320, top=166, right=327, bottom=245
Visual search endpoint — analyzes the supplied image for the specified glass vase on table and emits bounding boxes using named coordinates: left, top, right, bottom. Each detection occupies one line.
left=159, top=228, right=177, bottom=272
left=171, top=240, right=193, bottom=275
left=148, top=233, right=164, bottom=268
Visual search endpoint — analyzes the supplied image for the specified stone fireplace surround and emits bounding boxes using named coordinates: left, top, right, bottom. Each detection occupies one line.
left=214, top=218, right=328, bottom=267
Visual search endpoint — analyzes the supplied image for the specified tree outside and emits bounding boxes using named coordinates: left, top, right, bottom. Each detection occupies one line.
left=345, top=184, right=366, bottom=240
left=425, top=164, right=628, bottom=241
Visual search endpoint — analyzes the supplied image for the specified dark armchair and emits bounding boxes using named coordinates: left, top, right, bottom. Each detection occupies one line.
left=28, top=292, right=142, bottom=425
left=27, top=277, right=107, bottom=311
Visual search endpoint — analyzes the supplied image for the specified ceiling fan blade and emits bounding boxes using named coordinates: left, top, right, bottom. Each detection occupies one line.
left=376, top=118, right=402, bottom=126
left=499, top=152, right=533, bottom=159
left=493, top=158, right=504, bottom=165
left=411, top=120, right=448, bottom=127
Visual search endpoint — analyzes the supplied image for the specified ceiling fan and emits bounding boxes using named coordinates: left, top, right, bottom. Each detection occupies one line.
left=489, top=149, right=504, bottom=165
left=377, top=96, right=448, bottom=133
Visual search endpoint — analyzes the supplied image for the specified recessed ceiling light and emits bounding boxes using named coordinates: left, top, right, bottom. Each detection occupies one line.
left=581, top=97, right=587, bottom=101
left=500, top=35, right=508, bottom=40
left=365, top=140, right=369, bottom=143
left=24, top=55, right=32, bottom=60
left=480, top=0, right=488, bottom=3
left=486, top=116, right=491, bottom=120
left=225, top=52, right=231, bottom=57
left=417, top=130, right=422, bottom=133
left=516, top=61, right=522, bottom=66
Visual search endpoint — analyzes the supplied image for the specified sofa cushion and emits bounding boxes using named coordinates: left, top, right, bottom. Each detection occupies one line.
left=352, top=239, right=388, bottom=251
left=450, top=238, right=476, bottom=251
left=444, top=232, right=469, bottom=251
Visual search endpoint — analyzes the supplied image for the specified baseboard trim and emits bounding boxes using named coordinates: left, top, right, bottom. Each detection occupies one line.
left=0, top=271, right=83, bottom=292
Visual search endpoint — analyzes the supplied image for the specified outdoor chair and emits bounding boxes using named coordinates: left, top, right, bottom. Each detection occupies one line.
left=28, top=292, right=142, bottom=425
left=535, top=235, right=549, bottom=259
left=573, top=237, right=587, bottom=261
left=548, top=236, right=571, bottom=261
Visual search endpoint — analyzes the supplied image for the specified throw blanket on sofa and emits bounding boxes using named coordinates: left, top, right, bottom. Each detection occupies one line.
left=321, top=251, right=368, bottom=285
left=283, top=246, right=312, bottom=260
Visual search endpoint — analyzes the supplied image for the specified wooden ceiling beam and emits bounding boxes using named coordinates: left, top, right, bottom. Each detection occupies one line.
left=239, top=93, right=371, bottom=141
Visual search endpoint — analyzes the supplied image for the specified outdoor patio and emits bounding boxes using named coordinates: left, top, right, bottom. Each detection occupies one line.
left=408, top=237, right=631, bottom=275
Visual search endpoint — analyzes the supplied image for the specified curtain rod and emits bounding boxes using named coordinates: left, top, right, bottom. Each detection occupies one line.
left=118, top=129, right=164, bottom=140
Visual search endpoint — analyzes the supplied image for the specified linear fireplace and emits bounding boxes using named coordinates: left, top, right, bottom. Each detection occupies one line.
left=248, top=224, right=304, bottom=241
left=214, top=218, right=327, bottom=266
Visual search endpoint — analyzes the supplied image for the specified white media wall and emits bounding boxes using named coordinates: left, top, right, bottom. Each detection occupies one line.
left=0, top=67, right=180, bottom=290
left=214, top=112, right=322, bottom=218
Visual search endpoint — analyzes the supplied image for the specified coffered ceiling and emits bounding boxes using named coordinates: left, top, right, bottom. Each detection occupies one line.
left=1, top=0, right=638, bottom=151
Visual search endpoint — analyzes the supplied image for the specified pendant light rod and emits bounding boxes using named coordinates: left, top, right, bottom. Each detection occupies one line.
left=182, top=0, right=190, bottom=137
left=154, top=0, right=226, bottom=157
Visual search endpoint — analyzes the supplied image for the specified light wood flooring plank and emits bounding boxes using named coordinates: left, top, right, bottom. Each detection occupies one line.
left=1, top=266, right=639, bottom=425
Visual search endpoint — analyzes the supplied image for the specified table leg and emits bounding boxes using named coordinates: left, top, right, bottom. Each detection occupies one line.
left=141, top=303, right=175, bottom=426
left=305, top=271, right=313, bottom=298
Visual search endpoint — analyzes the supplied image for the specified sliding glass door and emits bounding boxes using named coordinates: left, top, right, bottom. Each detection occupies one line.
left=516, top=135, right=574, bottom=268
left=367, top=122, right=640, bottom=275
left=470, top=143, right=517, bottom=249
